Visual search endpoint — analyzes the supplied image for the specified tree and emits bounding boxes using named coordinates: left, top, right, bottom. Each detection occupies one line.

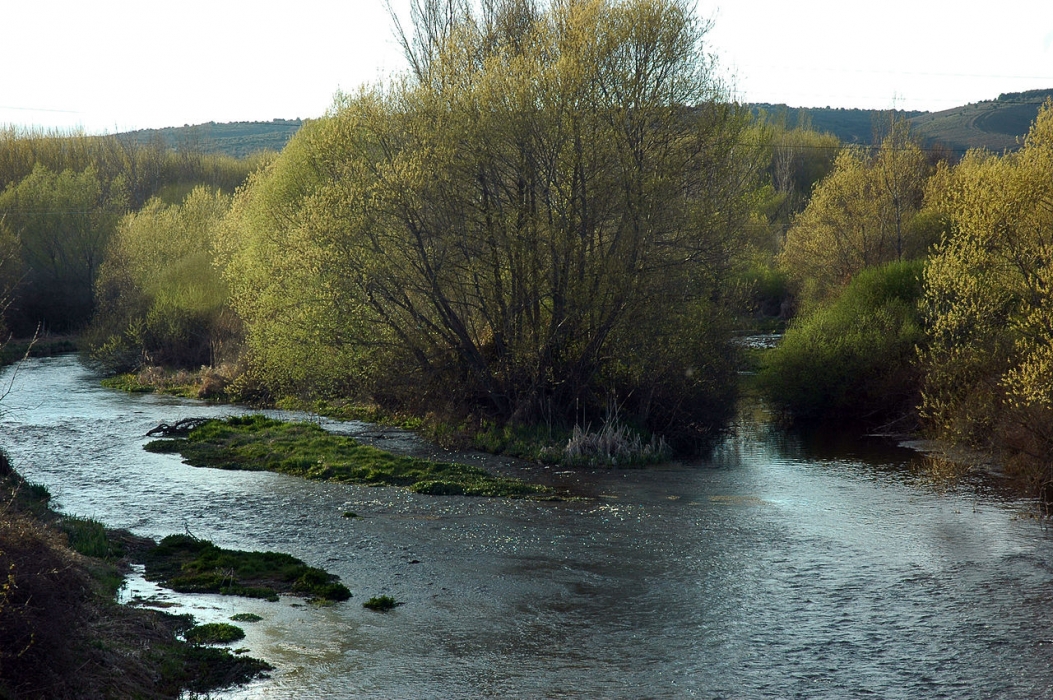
left=222, top=0, right=758, bottom=444
left=89, top=187, right=235, bottom=371
left=0, top=218, right=22, bottom=338
left=920, top=101, right=1053, bottom=489
left=778, top=122, right=932, bottom=307
left=0, top=164, right=121, bottom=332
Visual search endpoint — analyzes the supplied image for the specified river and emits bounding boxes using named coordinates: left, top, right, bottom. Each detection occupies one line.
left=2, top=355, right=1053, bottom=699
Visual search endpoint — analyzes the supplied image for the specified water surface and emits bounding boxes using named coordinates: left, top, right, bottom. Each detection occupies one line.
left=3, top=356, right=1052, bottom=699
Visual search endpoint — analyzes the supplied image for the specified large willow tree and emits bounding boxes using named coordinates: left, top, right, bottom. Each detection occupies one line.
left=222, top=0, right=756, bottom=442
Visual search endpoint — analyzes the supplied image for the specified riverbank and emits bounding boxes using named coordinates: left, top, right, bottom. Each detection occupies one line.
left=0, top=451, right=271, bottom=698
left=0, top=333, right=80, bottom=367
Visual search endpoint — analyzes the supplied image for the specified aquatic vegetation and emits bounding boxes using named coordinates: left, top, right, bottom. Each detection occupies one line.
left=184, top=622, right=245, bottom=645
left=362, top=595, right=402, bottom=612
left=230, top=613, right=263, bottom=623
left=59, top=515, right=124, bottom=559
left=141, top=533, right=351, bottom=602
left=145, top=414, right=552, bottom=498
left=0, top=458, right=270, bottom=697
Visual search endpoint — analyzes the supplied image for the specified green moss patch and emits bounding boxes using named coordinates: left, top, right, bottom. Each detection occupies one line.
left=145, top=414, right=551, bottom=498
left=184, top=622, right=245, bottom=644
left=230, top=613, right=263, bottom=623
left=155, top=630, right=271, bottom=695
left=140, top=534, right=351, bottom=602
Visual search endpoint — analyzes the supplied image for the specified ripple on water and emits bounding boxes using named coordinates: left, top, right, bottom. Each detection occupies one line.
left=4, top=355, right=1053, bottom=698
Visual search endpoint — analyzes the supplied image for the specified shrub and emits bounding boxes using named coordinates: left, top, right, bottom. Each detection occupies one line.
left=362, top=595, right=401, bottom=612
left=184, top=622, right=245, bottom=645
left=758, top=260, right=926, bottom=427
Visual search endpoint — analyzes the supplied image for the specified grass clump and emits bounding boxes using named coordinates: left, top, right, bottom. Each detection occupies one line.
left=561, top=418, right=671, bottom=468
left=184, top=622, right=245, bottom=645
left=141, top=533, right=351, bottom=602
left=145, top=414, right=551, bottom=498
left=100, top=373, right=155, bottom=393
left=363, top=595, right=402, bottom=611
left=100, top=364, right=241, bottom=401
left=230, top=612, right=263, bottom=622
left=469, top=409, right=672, bottom=468
left=59, top=515, right=124, bottom=559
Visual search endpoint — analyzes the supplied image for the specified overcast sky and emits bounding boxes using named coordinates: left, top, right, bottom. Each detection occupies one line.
left=3, top=0, right=1052, bottom=133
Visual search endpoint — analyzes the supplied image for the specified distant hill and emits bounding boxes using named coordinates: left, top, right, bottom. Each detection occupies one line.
left=125, top=90, right=1053, bottom=161
left=909, top=90, right=1053, bottom=153
left=752, top=89, right=1053, bottom=154
left=120, top=119, right=303, bottom=158
left=749, top=104, right=924, bottom=145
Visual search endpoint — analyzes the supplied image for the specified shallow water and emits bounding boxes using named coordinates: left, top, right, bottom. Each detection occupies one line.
left=3, top=355, right=1053, bottom=699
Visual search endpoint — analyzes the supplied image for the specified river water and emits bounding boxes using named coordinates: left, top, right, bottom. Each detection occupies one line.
left=3, top=355, right=1053, bottom=699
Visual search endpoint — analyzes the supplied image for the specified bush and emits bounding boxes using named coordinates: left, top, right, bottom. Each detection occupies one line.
left=184, top=622, right=245, bottom=645
left=758, top=260, right=926, bottom=427
left=362, top=595, right=402, bottom=612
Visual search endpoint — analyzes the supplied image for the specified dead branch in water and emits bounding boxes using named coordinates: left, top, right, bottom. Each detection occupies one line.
left=146, top=417, right=211, bottom=438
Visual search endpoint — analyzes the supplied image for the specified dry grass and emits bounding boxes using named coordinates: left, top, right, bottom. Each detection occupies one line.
left=562, top=413, right=671, bottom=467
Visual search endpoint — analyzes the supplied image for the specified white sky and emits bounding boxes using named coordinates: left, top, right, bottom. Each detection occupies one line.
left=2, top=0, right=1052, bottom=133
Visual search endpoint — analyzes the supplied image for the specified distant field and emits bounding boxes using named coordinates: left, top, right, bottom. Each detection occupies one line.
left=120, top=119, right=303, bottom=158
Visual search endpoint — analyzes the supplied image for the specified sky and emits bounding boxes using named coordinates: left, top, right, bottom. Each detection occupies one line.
left=2, top=0, right=1052, bottom=133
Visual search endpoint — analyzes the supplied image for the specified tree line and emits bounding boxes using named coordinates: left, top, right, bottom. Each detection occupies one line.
left=0, top=128, right=266, bottom=336
left=8, top=0, right=1050, bottom=479
left=760, top=101, right=1053, bottom=494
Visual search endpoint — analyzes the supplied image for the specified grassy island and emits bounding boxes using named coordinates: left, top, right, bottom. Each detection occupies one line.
left=145, top=415, right=553, bottom=498
left=141, top=533, right=351, bottom=602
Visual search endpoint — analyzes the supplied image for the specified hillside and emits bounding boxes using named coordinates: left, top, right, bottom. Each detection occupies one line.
left=749, top=104, right=924, bottom=145
left=123, top=90, right=1053, bottom=160
left=753, top=89, right=1053, bottom=154
left=909, top=89, right=1053, bottom=153
left=120, top=119, right=303, bottom=158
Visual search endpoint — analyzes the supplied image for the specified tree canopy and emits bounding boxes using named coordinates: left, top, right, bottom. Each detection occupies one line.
left=221, top=0, right=759, bottom=443
left=778, top=120, right=934, bottom=307
left=920, top=101, right=1053, bottom=483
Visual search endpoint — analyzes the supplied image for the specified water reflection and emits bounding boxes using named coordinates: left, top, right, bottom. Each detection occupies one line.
left=3, top=356, right=1053, bottom=698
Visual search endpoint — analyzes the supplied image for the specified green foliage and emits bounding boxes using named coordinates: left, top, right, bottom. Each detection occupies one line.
left=221, top=0, right=757, bottom=447
left=779, top=118, right=934, bottom=308
left=0, top=127, right=261, bottom=335
left=88, top=186, right=238, bottom=372
left=145, top=415, right=551, bottom=498
left=158, top=641, right=271, bottom=695
left=920, top=101, right=1053, bottom=491
left=751, top=119, right=841, bottom=237
left=59, top=516, right=124, bottom=559
left=362, top=595, right=402, bottom=612
left=141, top=532, right=351, bottom=602
left=230, top=613, right=263, bottom=623
left=0, top=164, right=121, bottom=331
left=758, top=260, right=926, bottom=425
left=184, top=622, right=245, bottom=645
